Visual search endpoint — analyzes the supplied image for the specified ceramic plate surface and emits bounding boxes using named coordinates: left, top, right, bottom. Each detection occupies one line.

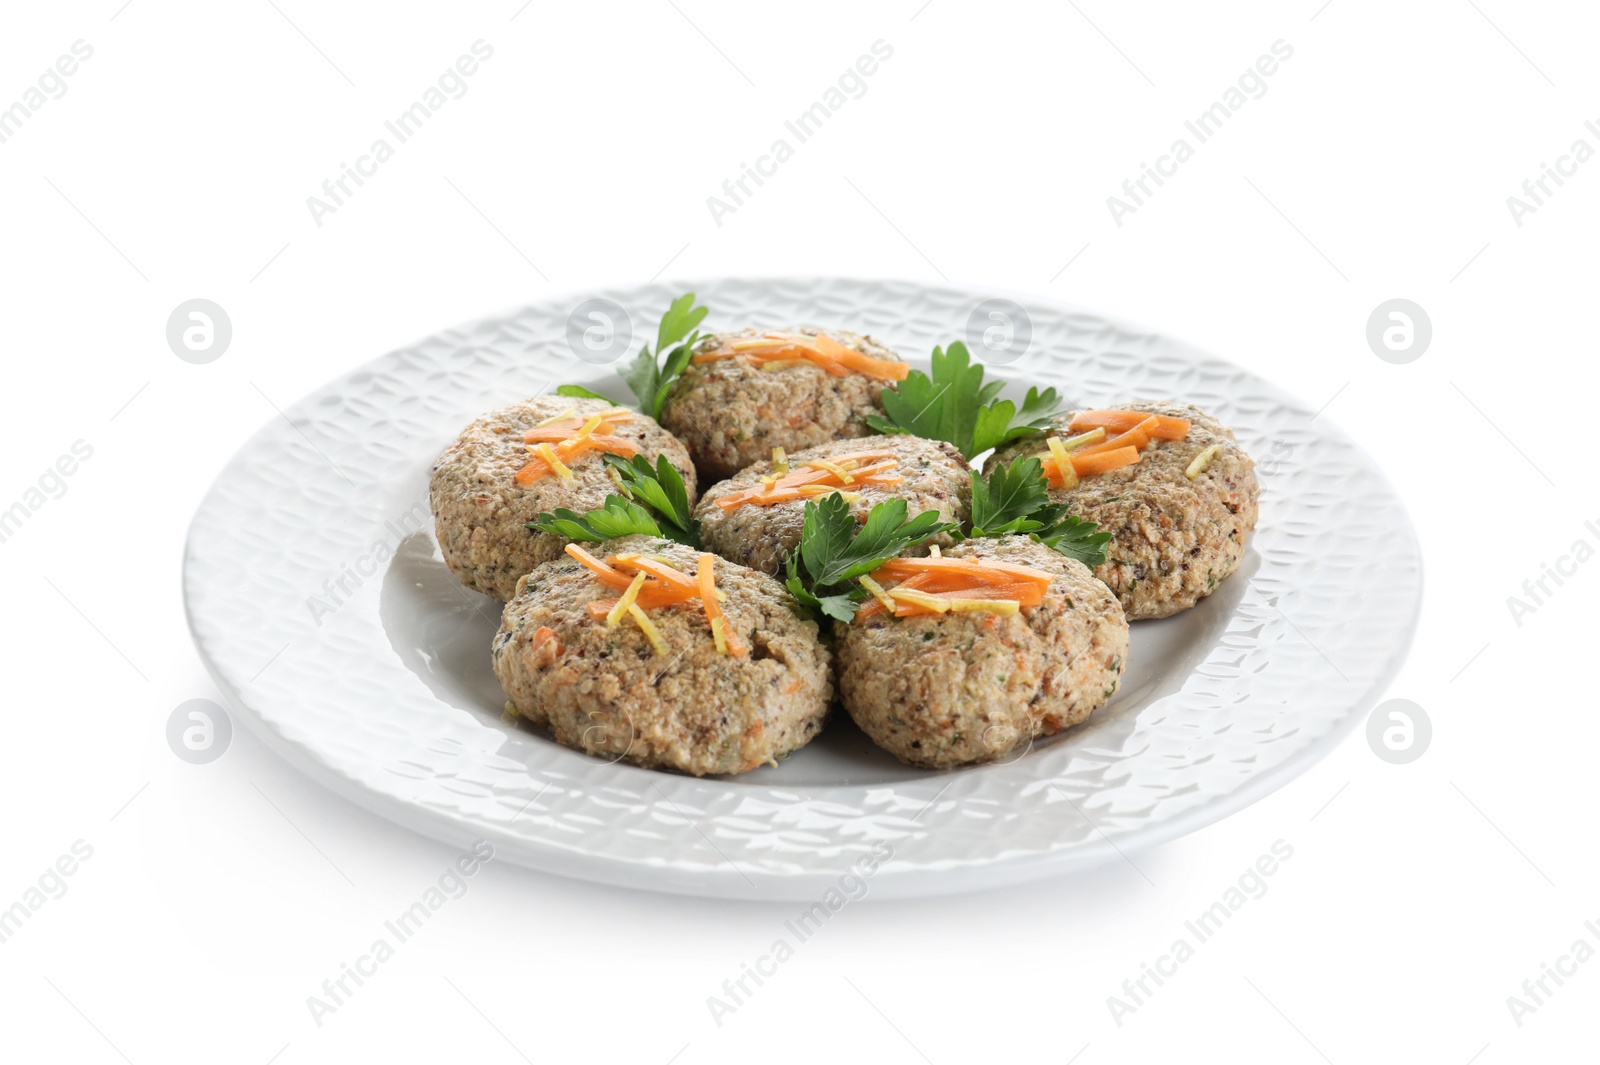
left=183, top=278, right=1421, bottom=900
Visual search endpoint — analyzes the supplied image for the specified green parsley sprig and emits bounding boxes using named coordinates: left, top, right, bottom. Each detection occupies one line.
left=618, top=293, right=709, bottom=419
left=603, top=454, right=700, bottom=545
left=527, top=496, right=668, bottom=544
left=784, top=494, right=955, bottom=622
left=550, top=293, right=709, bottom=415
left=527, top=453, right=701, bottom=547
left=867, top=341, right=1061, bottom=460
left=967, top=455, right=1111, bottom=569
left=554, top=383, right=614, bottom=401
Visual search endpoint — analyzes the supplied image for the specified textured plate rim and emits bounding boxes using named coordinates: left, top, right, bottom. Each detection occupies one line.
left=182, top=276, right=1423, bottom=901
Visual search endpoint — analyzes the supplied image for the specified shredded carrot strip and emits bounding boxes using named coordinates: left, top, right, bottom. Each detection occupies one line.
left=525, top=426, right=636, bottom=448
left=811, top=334, right=911, bottom=381
left=888, top=587, right=951, bottom=614
left=871, top=556, right=1054, bottom=588
left=565, top=544, right=634, bottom=590
left=587, top=587, right=700, bottom=618
left=515, top=410, right=637, bottom=484
left=691, top=332, right=911, bottom=382
left=1047, top=435, right=1078, bottom=490
left=1185, top=444, right=1221, bottom=480
left=1060, top=427, right=1107, bottom=451
left=692, top=335, right=836, bottom=370
left=716, top=453, right=902, bottom=512
left=575, top=549, right=745, bottom=657
left=1069, top=409, right=1191, bottom=441
left=605, top=571, right=650, bottom=627
left=559, top=435, right=639, bottom=459
left=856, top=571, right=941, bottom=619
left=891, top=592, right=1032, bottom=618
left=1064, top=446, right=1141, bottom=479
left=514, top=456, right=553, bottom=484
left=609, top=555, right=700, bottom=595
left=857, top=557, right=1055, bottom=621
left=1072, top=416, right=1160, bottom=459
left=534, top=443, right=574, bottom=480
left=1041, top=441, right=1147, bottom=486
left=925, top=582, right=1045, bottom=606
left=697, top=553, right=745, bottom=656
left=947, top=598, right=1022, bottom=616
left=628, top=604, right=667, bottom=654
left=525, top=411, right=632, bottom=441
left=534, top=408, right=634, bottom=430
left=729, top=333, right=822, bottom=353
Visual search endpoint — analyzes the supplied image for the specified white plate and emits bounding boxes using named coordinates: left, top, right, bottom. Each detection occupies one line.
left=183, top=278, right=1421, bottom=901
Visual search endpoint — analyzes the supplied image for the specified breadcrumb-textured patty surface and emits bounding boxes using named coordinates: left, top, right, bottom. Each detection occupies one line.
left=989, top=401, right=1259, bottom=619
left=431, top=396, right=697, bottom=602
left=493, top=536, right=833, bottom=776
left=661, top=327, right=901, bottom=482
left=836, top=537, right=1128, bottom=769
left=695, top=434, right=971, bottom=577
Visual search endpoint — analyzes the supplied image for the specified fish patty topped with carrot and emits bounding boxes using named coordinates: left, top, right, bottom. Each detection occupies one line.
left=988, top=400, right=1259, bottom=619
left=493, top=535, right=832, bottom=776
left=836, top=537, right=1128, bottom=769
left=660, top=327, right=911, bottom=482
left=430, top=396, right=698, bottom=602
left=695, top=435, right=971, bottom=577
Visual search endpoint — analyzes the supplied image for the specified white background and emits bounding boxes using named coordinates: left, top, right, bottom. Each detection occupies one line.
left=1, top=1, right=1595, bottom=1061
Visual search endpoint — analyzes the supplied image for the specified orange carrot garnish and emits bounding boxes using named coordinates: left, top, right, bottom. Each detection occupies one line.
left=1058, top=446, right=1141, bottom=481
left=1068, top=409, right=1191, bottom=441
left=1071, top=416, right=1161, bottom=459
left=698, top=553, right=744, bottom=656
left=811, top=334, right=911, bottom=382
left=856, top=556, right=1055, bottom=621
left=565, top=544, right=635, bottom=591
left=611, top=555, right=702, bottom=596
left=692, top=332, right=911, bottom=382
left=870, top=556, right=1054, bottom=589
left=715, top=452, right=901, bottom=512
left=515, top=410, right=638, bottom=485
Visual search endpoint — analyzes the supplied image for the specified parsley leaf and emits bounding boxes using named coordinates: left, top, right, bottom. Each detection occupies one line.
left=784, top=494, right=954, bottom=622
left=555, top=383, right=617, bottom=402
left=1033, top=511, right=1112, bottom=569
left=867, top=341, right=1062, bottom=460
left=525, top=454, right=700, bottom=547
left=967, top=455, right=1112, bottom=569
left=619, top=293, right=710, bottom=419
left=970, top=455, right=1056, bottom=538
left=603, top=453, right=701, bottom=546
left=971, top=384, right=1063, bottom=457
left=529, top=497, right=662, bottom=543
